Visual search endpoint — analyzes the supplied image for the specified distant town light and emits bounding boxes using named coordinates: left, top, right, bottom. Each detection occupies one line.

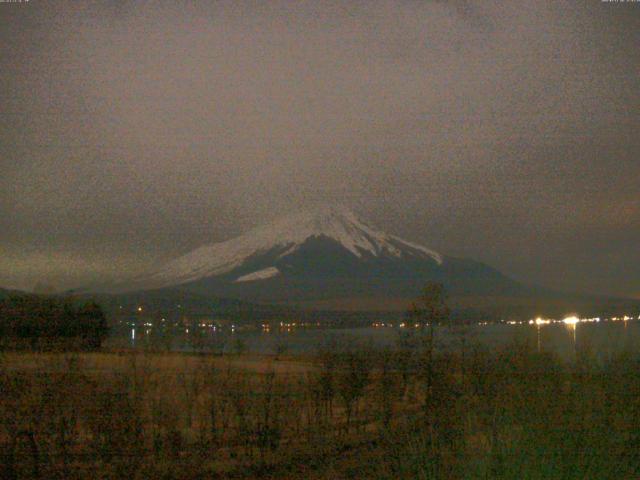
left=562, top=316, right=579, bottom=325
left=530, top=317, right=551, bottom=326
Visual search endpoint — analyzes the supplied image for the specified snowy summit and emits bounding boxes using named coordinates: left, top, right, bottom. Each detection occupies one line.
left=138, top=206, right=442, bottom=288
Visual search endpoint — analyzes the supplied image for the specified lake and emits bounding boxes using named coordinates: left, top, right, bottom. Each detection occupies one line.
left=116, top=318, right=640, bottom=360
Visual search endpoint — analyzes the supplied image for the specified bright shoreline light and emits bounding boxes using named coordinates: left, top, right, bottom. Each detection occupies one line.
left=562, top=316, right=579, bottom=325
left=529, top=317, right=551, bottom=326
left=470, top=313, right=640, bottom=327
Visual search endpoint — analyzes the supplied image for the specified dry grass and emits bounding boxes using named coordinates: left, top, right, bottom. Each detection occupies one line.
left=1, top=351, right=314, bottom=375
left=1, top=340, right=639, bottom=479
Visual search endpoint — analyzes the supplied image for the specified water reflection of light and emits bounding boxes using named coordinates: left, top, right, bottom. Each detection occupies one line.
left=131, top=328, right=135, bottom=342
left=562, top=316, right=578, bottom=346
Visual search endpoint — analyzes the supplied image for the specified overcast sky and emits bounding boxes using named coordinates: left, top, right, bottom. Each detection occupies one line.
left=1, top=0, right=638, bottom=297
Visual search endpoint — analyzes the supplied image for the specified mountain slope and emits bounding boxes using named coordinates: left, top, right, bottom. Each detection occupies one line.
left=138, top=206, right=443, bottom=290
left=120, top=207, right=531, bottom=308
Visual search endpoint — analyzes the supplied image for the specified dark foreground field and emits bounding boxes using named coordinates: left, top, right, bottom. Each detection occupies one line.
left=1, top=337, right=639, bottom=479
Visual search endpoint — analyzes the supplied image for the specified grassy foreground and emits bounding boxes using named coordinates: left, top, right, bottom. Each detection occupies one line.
left=1, top=338, right=639, bottom=479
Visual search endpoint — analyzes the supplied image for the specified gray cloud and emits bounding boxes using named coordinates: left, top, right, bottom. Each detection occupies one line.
left=1, top=1, right=638, bottom=297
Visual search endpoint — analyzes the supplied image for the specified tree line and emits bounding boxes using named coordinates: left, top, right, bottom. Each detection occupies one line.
left=0, top=295, right=108, bottom=350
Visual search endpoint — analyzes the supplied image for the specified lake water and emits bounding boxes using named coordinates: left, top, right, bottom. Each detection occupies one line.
left=240, top=321, right=640, bottom=359
left=117, top=319, right=640, bottom=360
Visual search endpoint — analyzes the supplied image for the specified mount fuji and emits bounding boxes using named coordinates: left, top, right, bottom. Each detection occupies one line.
left=119, top=207, right=531, bottom=308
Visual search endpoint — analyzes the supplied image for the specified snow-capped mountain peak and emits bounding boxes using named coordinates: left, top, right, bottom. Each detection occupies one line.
left=139, top=206, right=442, bottom=288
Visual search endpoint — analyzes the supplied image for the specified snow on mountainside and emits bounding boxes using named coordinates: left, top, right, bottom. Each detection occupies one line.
left=234, top=267, right=280, bottom=283
left=139, top=206, right=442, bottom=288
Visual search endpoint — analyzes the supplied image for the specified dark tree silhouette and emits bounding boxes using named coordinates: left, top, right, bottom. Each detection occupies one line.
left=406, top=282, right=450, bottom=329
left=0, top=295, right=109, bottom=350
